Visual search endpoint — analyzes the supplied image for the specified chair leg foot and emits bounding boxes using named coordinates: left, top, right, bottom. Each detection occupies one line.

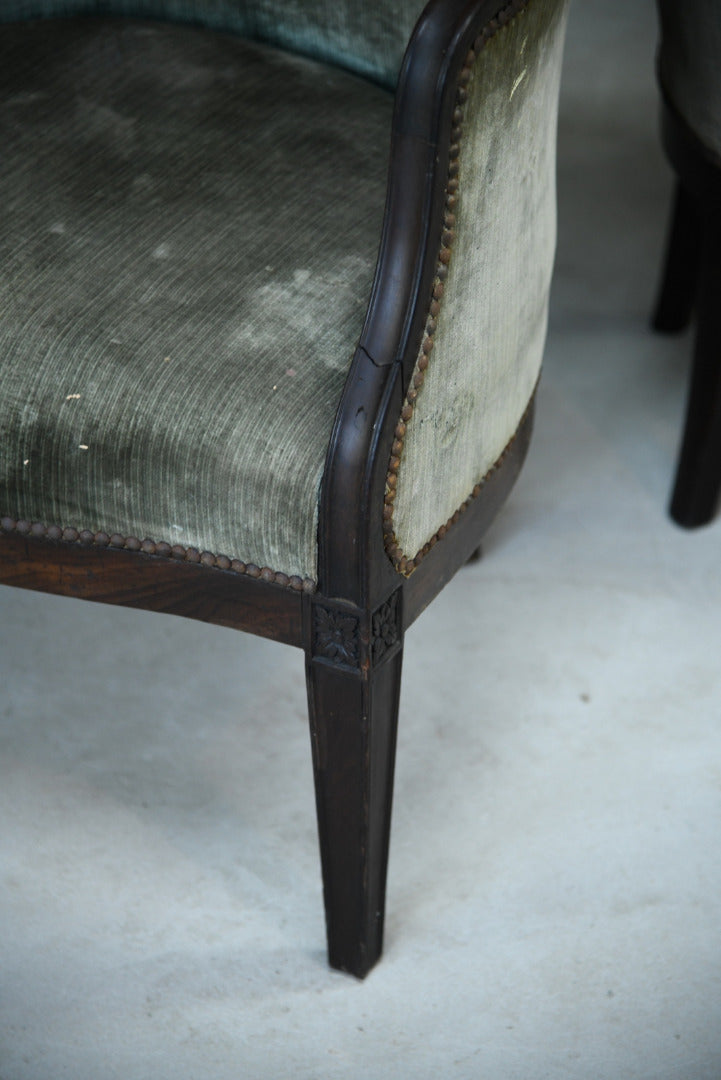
left=305, top=634, right=403, bottom=978
left=652, top=181, right=702, bottom=334
left=669, top=214, right=721, bottom=527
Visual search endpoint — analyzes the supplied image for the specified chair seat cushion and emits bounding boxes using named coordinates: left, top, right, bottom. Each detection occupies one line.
left=0, top=17, right=393, bottom=582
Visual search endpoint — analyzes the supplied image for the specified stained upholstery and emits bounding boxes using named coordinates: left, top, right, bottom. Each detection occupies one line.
left=656, top=0, right=721, bottom=157
left=1, top=0, right=571, bottom=585
left=0, top=18, right=393, bottom=580
left=0, top=0, right=427, bottom=87
left=391, top=0, right=569, bottom=562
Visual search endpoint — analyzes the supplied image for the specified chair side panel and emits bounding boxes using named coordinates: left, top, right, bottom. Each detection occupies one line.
left=386, top=0, right=569, bottom=570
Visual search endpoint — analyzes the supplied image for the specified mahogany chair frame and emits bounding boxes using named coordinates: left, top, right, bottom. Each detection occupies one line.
left=0, top=0, right=534, bottom=978
left=653, top=90, right=721, bottom=528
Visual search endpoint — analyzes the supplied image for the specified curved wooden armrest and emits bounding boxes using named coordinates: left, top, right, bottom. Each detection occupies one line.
left=320, top=0, right=533, bottom=611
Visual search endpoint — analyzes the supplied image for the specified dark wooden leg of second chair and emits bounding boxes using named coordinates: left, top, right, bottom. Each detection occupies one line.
left=305, top=616, right=403, bottom=978
left=652, top=181, right=702, bottom=333
left=670, top=214, right=721, bottom=527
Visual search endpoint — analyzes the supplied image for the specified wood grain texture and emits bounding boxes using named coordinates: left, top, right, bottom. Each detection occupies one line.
left=0, top=530, right=304, bottom=645
left=305, top=628, right=403, bottom=978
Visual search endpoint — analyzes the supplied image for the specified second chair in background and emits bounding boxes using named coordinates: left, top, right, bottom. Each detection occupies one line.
left=652, top=0, right=721, bottom=528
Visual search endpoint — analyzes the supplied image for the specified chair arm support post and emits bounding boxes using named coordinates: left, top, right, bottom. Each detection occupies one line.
left=319, top=0, right=517, bottom=615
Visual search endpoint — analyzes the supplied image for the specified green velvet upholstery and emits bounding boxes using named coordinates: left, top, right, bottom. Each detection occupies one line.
left=0, top=1, right=573, bottom=978
left=0, top=17, right=393, bottom=581
left=391, top=0, right=569, bottom=563
left=0, top=0, right=427, bottom=87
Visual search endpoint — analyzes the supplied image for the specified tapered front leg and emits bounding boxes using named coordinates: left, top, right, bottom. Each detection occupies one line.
left=652, top=181, right=702, bottom=334
left=305, top=591, right=403, bottom=978
left=670, top=214, right=721, bottom=527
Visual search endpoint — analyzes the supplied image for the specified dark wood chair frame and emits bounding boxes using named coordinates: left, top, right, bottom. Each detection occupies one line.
left=0, top=0, right=534, bottom=978
left=653, top=87, right=721, bottom=528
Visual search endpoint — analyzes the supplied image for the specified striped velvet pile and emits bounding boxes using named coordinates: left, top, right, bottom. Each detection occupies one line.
left=0, top=0, right=427, bottom=88
left=390, top=0, right=569, bottom=563
left=0, top=16, right=394, bottom=580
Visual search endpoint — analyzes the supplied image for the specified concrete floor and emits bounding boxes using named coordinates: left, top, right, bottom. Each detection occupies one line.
left=2, top=1, right=721, bottom=1077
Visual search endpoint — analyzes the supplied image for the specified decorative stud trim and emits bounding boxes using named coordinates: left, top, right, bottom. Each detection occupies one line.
left=385, top=395, right=534, bottom=576
left=383, top=0, right=531, bottom=578
left=0, top=515, right=316, bottom=594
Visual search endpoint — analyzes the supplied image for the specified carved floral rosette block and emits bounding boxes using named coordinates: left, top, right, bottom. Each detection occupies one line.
left=311, top=589, right=403, bottom=673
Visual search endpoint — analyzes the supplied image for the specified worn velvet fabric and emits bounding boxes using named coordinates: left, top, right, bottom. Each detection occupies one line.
left=0, top=0, right=427, bottom=87
left=656, top=0, right=721, bottom=158
left=0, top=18, right=393, bottom=579
left=392, top=0, right=569, bottom=561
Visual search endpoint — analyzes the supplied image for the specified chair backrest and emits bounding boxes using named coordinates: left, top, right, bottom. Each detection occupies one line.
left=656, top=0, right=721, bottom=156
left=1, top=0, right=428, bottom=86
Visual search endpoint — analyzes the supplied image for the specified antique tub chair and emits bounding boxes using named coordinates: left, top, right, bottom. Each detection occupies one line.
left=0, top=0, right=570, bottom=976
left=652, top=0, right=721, bottom=527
